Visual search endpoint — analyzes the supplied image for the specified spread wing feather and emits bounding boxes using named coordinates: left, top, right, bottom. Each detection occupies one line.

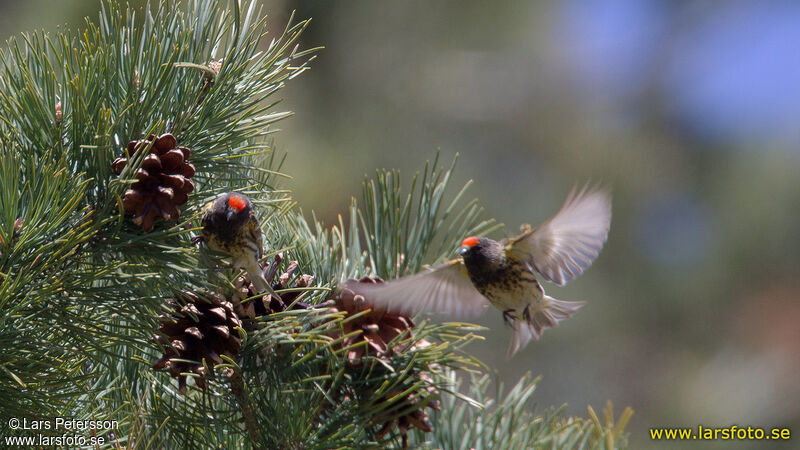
left=509, top=185, right=611, bottom=285
left=342, top=261, right=488, bottom=318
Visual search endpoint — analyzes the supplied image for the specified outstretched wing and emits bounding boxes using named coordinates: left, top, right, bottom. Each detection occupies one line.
left=509, top=185, right=611, bottom=285
left=342, top=261, right=489, bottom=318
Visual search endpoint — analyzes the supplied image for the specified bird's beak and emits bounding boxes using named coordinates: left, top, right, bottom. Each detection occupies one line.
left=226, top=210, right=236, bottom=221
left=459, top=246, right=470, bottom=256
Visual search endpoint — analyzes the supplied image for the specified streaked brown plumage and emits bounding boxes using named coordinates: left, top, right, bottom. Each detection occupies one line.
left=200, top=192, right=276, bottom=297
left=343, top=184, right=612, bottom=357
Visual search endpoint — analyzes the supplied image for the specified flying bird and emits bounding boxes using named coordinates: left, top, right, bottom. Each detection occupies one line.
left=343, top=185, right=611, bottom=357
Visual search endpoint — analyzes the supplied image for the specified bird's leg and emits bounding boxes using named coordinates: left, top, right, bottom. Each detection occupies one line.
left=269, top=295, right=287, bottom=313
left=502, top=309, right=515, bottom=327
left=263, top=253, right=283, bottom=284
left=522, top=305, right=531, bottom=323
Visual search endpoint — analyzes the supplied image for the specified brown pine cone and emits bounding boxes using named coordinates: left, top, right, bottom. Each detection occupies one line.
left=231, top=255, right=314, bottom=320
left=112, top=133, right=195, bottom=232
left=374, top=345, right=441, bottom=448
left=152, top=291, right=241, bottom=394
left=329, top=276, right=441, bottom=447
left=328, top=276, right=415, bottom=365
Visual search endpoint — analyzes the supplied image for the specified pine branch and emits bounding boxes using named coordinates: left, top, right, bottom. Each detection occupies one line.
left=359, top=154, right=501, bottom=279
left=0, top=146, right=119, bottom=417
left=418, top=370, right=633, bottom=449
left=229, top=369, right=262, bottom=445
left=0, top=0, right=632, bottom=448
left=0, top=1, right=316, bottom=447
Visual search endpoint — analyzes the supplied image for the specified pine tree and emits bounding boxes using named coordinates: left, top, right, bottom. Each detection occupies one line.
left=0, top=1, right=632, bottom=448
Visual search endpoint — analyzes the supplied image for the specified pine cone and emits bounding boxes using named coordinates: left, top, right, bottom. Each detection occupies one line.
left=152, top=291, right=241, bottom=394
left=330, top=277, right=441, bottom=447
left=207, top=59, right=223, bottom=75
left=329, top=276, right=415, bottom=365
left=231, top=255, right=314, bottom=320
left=54, top=101, right=62, bottom=127
left=0, top=218, right=23, bottom=260
left=112, top=133, right=195, bottom=232
left=375, top=368, right=441, bottom=448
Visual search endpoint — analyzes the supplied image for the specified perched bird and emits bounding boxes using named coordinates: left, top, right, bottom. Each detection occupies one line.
left=343, top=185, right=611, bottom=357
left=200, top=192, right=277, bottom=297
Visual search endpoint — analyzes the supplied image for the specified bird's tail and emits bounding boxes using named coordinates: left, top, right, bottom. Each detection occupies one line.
left=507, top=296, right=585, bottom=357
left=245, top=263, right=278, bottom=299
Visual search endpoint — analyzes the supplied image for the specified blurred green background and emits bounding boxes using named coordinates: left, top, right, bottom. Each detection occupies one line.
left=3, top=1, right=798, bottom=448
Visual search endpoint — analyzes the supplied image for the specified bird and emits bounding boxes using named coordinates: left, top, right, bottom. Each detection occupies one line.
left=343, top=184, right=611, bottom=357
left=200, top=192, right=277, bottom=298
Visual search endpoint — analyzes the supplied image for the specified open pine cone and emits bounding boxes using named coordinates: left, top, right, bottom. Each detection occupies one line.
left=112, top=133, right=195, bottom=232
left=331, top=277, right=441, bottom=448
left=329, top=276, right=415, bottom=365
left=231, top=255, right=314, bottom=320
left=152, top=291, right=241, bottom=394
left=375, top=368, right=441, bottom=448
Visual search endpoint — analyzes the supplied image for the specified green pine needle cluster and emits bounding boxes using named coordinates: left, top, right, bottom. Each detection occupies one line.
left=421, top=371, right=633, bottom=449
left=0, top=1, right=631, bottom=448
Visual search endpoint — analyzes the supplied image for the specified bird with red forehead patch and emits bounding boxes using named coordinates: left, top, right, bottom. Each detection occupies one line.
left=200, top=192, right=276, bottom=297
left=344, top=184, right=611, bottom=357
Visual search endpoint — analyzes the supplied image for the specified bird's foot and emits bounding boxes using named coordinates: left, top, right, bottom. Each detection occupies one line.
left=263, top=253, right=283, bottom=283
left=522, top=305, right=531, bottom=322
left=191, top=235, right=204, bottom=246
left=502, top=309, right=515, bottom=327
left=269, top=295, right=287, bottom=313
